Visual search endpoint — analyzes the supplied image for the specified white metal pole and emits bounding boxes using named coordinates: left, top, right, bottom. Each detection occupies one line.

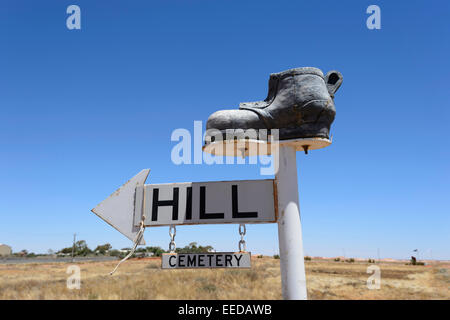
left=275, top=144, right=307, bottom=300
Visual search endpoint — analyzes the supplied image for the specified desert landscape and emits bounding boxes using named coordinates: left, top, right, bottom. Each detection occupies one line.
left=0, top=257, right=448, bottom=300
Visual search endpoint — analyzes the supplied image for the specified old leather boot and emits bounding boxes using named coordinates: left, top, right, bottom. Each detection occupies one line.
left=205, top=67, right=342, bottom=143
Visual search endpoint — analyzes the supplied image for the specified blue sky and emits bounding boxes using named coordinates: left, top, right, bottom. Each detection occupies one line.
left=1, top=0, right=449, bottom=260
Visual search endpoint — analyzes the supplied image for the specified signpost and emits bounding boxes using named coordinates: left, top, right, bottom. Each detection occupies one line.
left=91, top=138, right=323, bottom=300
left=91, top=66, right=342, bottom=300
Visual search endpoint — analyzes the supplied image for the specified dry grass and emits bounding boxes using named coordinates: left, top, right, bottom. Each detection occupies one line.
left=0, top=257, right=448, bottom=299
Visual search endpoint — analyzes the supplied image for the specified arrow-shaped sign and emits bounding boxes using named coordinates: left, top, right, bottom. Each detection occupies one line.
left=92, top=170, right=278, bottom=245
left=91, top=169, right=150, bottom=245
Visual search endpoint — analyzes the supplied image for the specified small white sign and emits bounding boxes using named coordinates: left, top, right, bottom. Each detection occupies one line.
left=161, top=252, right=251, bottom=269
left=134, top=180, right=277, bottom=227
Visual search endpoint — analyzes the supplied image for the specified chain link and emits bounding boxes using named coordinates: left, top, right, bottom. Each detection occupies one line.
left=238, top=223, right=246, bottom=252
left=169, top=225, right=176, bottom=253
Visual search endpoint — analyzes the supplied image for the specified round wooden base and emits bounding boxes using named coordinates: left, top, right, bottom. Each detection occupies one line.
left=202, top=137, right=332, bottom=157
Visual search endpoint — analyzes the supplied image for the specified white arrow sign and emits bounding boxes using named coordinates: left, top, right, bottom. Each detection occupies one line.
left=92, top=170, right=278, bottom=243
left=91, top=169, right=150, bottom=244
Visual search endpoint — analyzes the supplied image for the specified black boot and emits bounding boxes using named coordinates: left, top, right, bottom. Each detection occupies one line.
left=205, top=67, right=342, bottom=142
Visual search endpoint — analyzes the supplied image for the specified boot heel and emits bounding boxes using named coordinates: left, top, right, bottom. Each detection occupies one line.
left=279, top=122, right=330, bottom=140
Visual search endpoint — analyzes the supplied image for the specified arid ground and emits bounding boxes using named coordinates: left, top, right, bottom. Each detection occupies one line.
left=0, top=257, right=448, bottom=299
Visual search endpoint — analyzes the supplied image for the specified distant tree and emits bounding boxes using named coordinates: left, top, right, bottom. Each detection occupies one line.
left=74, top=240, right=92, bottom=256
left=94, top=243, right=112, bottom=255
left=175, top=242, right=214, bottom=254
left=59, top=247, right=73, bottom=254
left=109, top=249, right=121, bottom=257
left=13, top=250, right=27, bottom=257
left=145, top=246, right=166, bottom=257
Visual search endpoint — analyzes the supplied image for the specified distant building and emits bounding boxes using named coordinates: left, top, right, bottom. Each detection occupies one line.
left=0, top=244, right=12, bottom=256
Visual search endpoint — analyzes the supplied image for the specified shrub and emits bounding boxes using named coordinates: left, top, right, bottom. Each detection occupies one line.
left=59, top=247, right=73, bottom=254
left=109, top=250, right=121, bottom=257
left=409, top=257, right=425, bottom=266
left=201, top=284, right=217, bottom=293
left=368, top=258, right=375, bottom=263
left=304, top=256, right=311, bottom=261
left=334, top=257, right=340, bottom=262
left=345, top=258, right=355, bottom=263
left=94, top=243, right=112, bottom=255
left=243, top=270, right=259, bottom=281
left=175, top=242, right=214, bottom=254
left=273, top=254, right=280, bottom=259
left=257, top=255, right=263, bottom=259
left=145, top=246, right=166, bottom=257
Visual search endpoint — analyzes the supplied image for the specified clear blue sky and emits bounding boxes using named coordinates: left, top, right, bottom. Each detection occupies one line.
left=1, top=0, right=449, bottom=260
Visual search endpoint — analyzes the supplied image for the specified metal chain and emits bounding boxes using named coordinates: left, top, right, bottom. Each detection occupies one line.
left=169, top=225, right=176, bottom=253
left=238, top=223, right=246, bottom=252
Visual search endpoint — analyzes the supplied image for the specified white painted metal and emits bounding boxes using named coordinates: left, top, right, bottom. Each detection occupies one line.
left=202, top=137, right=331, bottom=157
left=275, top=145, right=308, bottom=300
left=91, top=169, right=150, bottom=245
left=161, top=252, right=251, bottom=269
left=134, top=179, right=277, bottom=227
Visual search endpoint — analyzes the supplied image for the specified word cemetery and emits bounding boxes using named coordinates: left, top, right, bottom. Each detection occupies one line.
left=161, top=252, right=251, bottom=269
